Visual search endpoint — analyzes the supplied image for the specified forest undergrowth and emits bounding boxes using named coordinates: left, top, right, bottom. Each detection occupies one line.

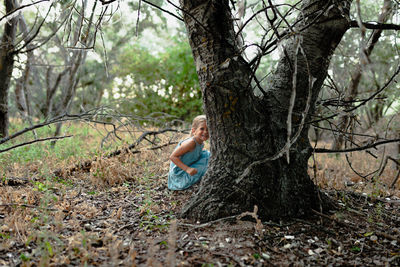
left=0, top=121, right=399, bottom=266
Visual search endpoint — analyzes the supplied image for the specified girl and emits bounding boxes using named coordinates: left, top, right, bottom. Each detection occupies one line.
left=168, top=115, right=210, bottom=190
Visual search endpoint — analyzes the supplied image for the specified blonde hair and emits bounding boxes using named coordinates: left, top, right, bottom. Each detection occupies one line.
left=191, top=115, right=207, bottom=136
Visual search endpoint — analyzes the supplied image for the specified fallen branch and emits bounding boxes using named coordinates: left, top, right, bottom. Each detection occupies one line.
left=390, top=169, right=400, bottom=189
left=375, top=231, right=398, bottom=241
left=293, top=218, right=336, bottom=235
left=0, top=110, right=119, bottom=147
left=0, top=203, right=67, bottom=212
left=0, top=177, right=31, bottom=186
left=53, top=144, right=177, bottom=177
left=107, top=128, right=186, bottom=158
left=0, top=135, right=73, bottom=154
left=311, top=209, right=357, bottom=229
left=312, top=209, right=398, bottom=241
left=178, top=215, right=238, bottom=231
left=53, top=128, right=185, bottom=177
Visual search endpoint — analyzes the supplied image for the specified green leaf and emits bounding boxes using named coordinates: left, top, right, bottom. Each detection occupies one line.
left=364, top=232, right=374, bottom=237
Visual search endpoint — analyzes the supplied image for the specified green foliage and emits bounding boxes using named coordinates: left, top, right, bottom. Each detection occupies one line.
left=20, top=253, right=30, bottom=262
left=139, top=209, right=170, bottom=231
left=34, top=181, right=50, bottom=192
left=0, top=121, right=101, bottom=170
left=112, top=35, right=202, bottom=121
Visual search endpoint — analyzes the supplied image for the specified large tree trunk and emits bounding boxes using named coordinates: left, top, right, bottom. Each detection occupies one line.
left=0, top=0, right=18, bottom=138
left=181, top=0, right=352, bottom=222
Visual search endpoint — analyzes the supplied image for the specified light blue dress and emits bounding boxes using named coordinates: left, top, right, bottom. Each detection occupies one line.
left=168, top=137, right=210, bottom=190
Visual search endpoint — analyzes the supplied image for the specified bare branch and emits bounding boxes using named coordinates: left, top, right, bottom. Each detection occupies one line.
left=16, top=4, right=73, bottom=54
left=349, top=20, right=400, bottom=31
left=0, top=0, right=49, bottom=23
left=0, top=203, right=66, bottom=212
left=106, top=128, right=187, bottom=158
left=0, top=110, right=112, bottom=146
left=99, top=0, right=117, bottom=4
left=0, top=135, right=73, bottom=154
left=143, top=0, right=183, bottom=22
left=53, top=128, right=186, bottom=177
left=136, top=0, right=142, bottom=36
left=391, top=170, right=400, bottom=189
left=166, top=0, right=208, bottom=31
left=314, top=138, right=400, bottom=154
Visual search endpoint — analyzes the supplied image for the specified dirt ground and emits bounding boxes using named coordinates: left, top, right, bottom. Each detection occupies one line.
left=1, top=168, right=399, bottom=267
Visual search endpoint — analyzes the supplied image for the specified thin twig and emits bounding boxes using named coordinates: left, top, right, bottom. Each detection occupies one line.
left=349, top=20, right=400, bottom=30
left=0, top=135, right=73, bottom=154
left=0, top=0, right=49, bottom=22
left=390, top=169, right=400, bottom=189
left=314, top=138, right=400, bottom=154
left=54, top=129, right=182, bottom=177
left=0, top=203, right=67, bottom=212
left=143, top=0, right=183, bottom=22
left=136, top=0, right=142, bottom=36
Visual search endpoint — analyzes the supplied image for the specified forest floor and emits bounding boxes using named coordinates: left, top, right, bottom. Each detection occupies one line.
left=1, top=126, right=399, bottom=266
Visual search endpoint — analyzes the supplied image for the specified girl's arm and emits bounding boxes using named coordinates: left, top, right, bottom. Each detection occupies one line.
left=170, top=139, right=198, bottom=176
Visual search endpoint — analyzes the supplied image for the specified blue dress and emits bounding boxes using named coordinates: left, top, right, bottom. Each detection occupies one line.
left=168, top=137, right=210, bottom=190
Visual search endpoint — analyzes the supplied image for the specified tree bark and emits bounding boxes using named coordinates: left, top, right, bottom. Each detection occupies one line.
left=0, top=0, right=18, bottom=138
left=180, top=0, right=352, bottom=222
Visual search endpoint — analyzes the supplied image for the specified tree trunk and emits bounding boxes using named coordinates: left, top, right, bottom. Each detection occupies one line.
left=332, top=0, right=393, bottom=149
left=0, top=0, right=18, bottom=138
left=180, top=0, right=351, bottom=222
left=49, top=0, right=93, bottom=146
left=15, top=10, right=43, bottom=135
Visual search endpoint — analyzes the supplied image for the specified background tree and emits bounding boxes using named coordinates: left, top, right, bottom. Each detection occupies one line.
left=74, top=0, right=167, bottom=114
left=328, top=0, right=397, bottom=149
left=0, top=0, right=17, bottom=137
left=114, top=34, right=201, bottom=121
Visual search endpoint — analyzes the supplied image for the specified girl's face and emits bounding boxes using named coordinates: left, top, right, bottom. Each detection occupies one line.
left=192, top=122, right=209, bottom=143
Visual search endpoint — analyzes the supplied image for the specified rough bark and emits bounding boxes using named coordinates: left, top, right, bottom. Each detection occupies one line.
left=180, top=0, right=352, bottom=222
left=0, top=0, right=18, bottom=138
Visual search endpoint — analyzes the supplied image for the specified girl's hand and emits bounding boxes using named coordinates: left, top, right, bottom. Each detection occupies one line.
left=186, top=167, right=198, bottom=176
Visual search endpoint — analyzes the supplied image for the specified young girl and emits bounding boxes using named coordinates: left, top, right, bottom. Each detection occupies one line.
left=168, top=115, right=210, bottom=190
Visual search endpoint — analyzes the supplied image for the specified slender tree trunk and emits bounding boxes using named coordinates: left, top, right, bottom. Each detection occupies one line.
left=0, top=0, right=18, bottom=138
left=180, top=0, right=352, bottom=222
left=45, top=66, right=70, bottom=118
left=15, top=10, right=41, bottom=136
left=50, top=0, right=96, bottom=147
left=15, top=79, right=27, bottom=115
left=332, top=0, right=392, bottom=149
left=14, top=53, right=37, bottom=137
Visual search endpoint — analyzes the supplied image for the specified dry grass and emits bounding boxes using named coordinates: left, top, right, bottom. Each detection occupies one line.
left=0, top=121, right=399, bottom=266
left=311, top=141, right=399, bottom=197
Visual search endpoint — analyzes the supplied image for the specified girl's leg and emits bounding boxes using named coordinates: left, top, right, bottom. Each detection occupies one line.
left=168, top=150, right=210, bottom=190
left=187, top=150, right=210, bottom=185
